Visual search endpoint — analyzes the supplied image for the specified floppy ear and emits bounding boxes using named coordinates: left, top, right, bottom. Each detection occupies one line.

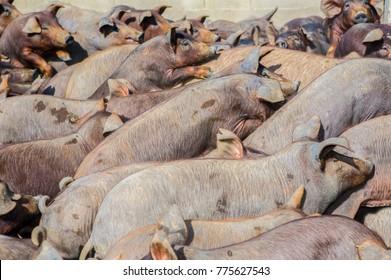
left=103, top=114, right=124, bottom=135
left=150, top=234, right=178, bottom=260
left=370, top=0, right=383, bottom=17
left=254, top=79, right=285, bottom=103
left=266, top=22, right=278, bottom=46
left=46, top=3, right=64, bottom=16
left=176, top=20, right=193, bottom=34
left=108, top=79, right=134, bottom=98
left=99, top=17, right=116, bottom=36
left=363, top=28, right=384, bottom=43
left=31, top=226, right=47, bottom=246
left=213, top=128, right=245, bottom=159
left=22, top=17, right=42, bottom=34
left=155, top=204, right=188, bottom=246
left=314, top=137, right=352, bottom=170
left=320, top=0, right=343, bottom=18
left=292, top=115, right=323, bottom=142
left=239, top=46, right=273, bottom=74
left=152, top=5, right=171, bottom=15
left=166, top=27, right=178, bottom=47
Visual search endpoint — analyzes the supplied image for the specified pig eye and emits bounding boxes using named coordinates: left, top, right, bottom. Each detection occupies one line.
left=363, top=0, right=369, bottom=5
left=4, top=9, right=10, bottom=16
left=193, top=29, right=199, bottom=34
left=181, top=40, right=191, bottom=48
left=41, top=26, right=49, bottom=31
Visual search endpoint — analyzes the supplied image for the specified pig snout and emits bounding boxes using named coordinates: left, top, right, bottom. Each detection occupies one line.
left=65, top=35, right=74, bottom=46
left=214, top=35, right=222, bottom=42
left=353, top=157, right=374, bottom=177
left=354, top=12, right=368, bottom=24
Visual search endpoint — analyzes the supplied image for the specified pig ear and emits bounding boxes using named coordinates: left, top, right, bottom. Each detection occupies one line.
left=166, top=27, right=178, bottom=46
left=31, top=226, right=47, bottom=246
left=196, top=16, right=208, bottom=24
left=177, top=20, right=193, bottom=35
left=107, top=79, right=134, bottom=99
left=315, top=137, right=353, bottom=170
left=139, top=10, right=153, bottom=26
left=22, top=17, right=42, bottom=34
left=356, top=239, right=390, bottom=260
left=292, top=115, right=323, bottom=142
left=99, top=17, right=116, bottom=35
left=363, top=28, right=384, bottom=43
left=214, top=128, right=246, bottom=159
left=46, top=4, right=64, bottom=16
left=152, top=5, right=171, bottom=15
left=261, top=6, right=278, bottom=21
left=225, top=29, right=247, bottom=47
left=155, top=204, right=188, bottom=246
left=299, top=27, right=314, bottom=42
left=254, top=79, right=285, bottom=103
left=320, top=0, right=343, bottom=18
left=266, top=22, right=278, bottom=46
left=150, top=233, right=178, bottom=260
left=284, top=185, right=305, bottom=209
left=103, top=114, right=124, bottom=135
left=370, top=0, right=383, bottom=17
left=250, top=25, right=260, bottom=46
left=0, top=182, right=17, bottom=215
left=239, top=46, right=273, bottom=74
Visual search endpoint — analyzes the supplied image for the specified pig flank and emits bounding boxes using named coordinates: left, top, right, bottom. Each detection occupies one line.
left=174, top=216, right=385, bottom=260
left=0, top=95, right=105, bottom=144
left=243, top=58, right=391, bottom=155
left=74, top=74, right=281, bottom=178
left=38, top=161, right=160, bottom=259
left=0, top=112, right=121, bottom=199
left=88, top=139, right=372, bottom=257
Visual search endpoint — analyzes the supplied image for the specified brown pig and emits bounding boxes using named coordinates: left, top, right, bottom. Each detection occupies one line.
left=0, top=95, right=105, bottom=144
left=153, top=216, right=385, bottom=260
left=0, top=4, right=74, bottom=76
left=335, top=23, right=391, bottom=59
left=74, top=74, right=286, bottom=178
left=0, top=112, right=124, bottom=199
left=0, top=0, right=21, bottom=36
left=0, top=181, right=44, bottom=235
left=321, top=0, right=382, bottom=57
left=171, top=17, right=221, bottom=43
left=102, top=187, right=307, bottom=260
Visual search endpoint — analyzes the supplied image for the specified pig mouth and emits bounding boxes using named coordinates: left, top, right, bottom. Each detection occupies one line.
left=125, top=36, right=138, bottom=44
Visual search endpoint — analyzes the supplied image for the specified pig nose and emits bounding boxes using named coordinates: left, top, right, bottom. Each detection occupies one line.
left=65, top=35, right=74, bottom=46
left=354, top=12, right=368, bottom=24
left=137, top=32, right=144, bottom=43
left=277, top=41, right=288, bottom=48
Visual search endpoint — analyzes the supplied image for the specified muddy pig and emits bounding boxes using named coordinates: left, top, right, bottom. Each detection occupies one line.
left=335, top=23, right=391, bottom=59
left=101, top=187, right=307, bottom=260
left=0, top=0, right=21, bottom=36
left=0, top=95, right=105, bottom=144
left=154, top=216, right=385, bottom=260
left=86, top=137, right=372, bottom=258
left=38, top=161, right=160, bottom=259
left=74, top=74, right=285, bottom=178
left=0, top=181, right=45, bottom=235
left=243, top=58, right=391, bottom=155
left=0, top=4, right=74, bottom=76
left=0, top=112, right=123, bottom=199
left=321, top=0, right=382, bottom=57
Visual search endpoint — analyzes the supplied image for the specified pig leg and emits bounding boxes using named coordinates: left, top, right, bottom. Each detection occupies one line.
left=21, top=48, right=54, bottom=77
left=171, top=66, right=213, bottom=82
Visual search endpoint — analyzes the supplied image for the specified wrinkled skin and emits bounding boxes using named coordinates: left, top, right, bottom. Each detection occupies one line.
left=168, top=216, right=385, bottom=260
left=327, top=115, right=391, bottom=218
left=356, top=207, right=391, bottom=247
left=0, top=0, right=21, bottom=36
left=243, top=58, right=391, bottom=155
left=335, top=23, right=391, bottom=59
left=0, top=95, right=105, bottom=144
left=0, top=5, right=74, bottom=77
left=321, top=0, right=382, bottom=57
left=38, top=162, right=159, bottom=259
left=0, top=112, right=122, bottom=199
left=0, top=235, right=36, bottom=260
left=74, top=74, right=285, bottom=178
left=87, top=138, right=372, bottom=258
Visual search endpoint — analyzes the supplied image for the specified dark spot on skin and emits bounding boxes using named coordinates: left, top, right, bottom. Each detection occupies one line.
left=306, top=179, right=310, bottom=183
left=50, top=107, right=69, bottom=123
left=34, top=101, right=46, bottom=112
left=209, top=173, right=217, bottom=180
left=274, top=200, right=283, bottom=207
left=72, top=214, right=79, bottom=220
left=227, top=250, right=233, bottom=257
left=65, top=138, right=77, bottom=145
left=216, top=194, right=228, bottom=214
left=0, top=110, right=3, bottom=114
left=201, top=99, right=216, bottom=109
left=287, top=173, right=294, bottom=180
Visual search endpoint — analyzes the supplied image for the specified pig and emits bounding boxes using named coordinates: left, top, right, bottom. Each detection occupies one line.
left=74, top=74, right=286, bottom=178
left=0, top=112, right=123, bottom=199
left=113, top=5, right=172, bottom=42
left=326, top=115, right=391, bottom=218
left=0, top=94, right=105, bottom=144
left=334, top=23, right=391, bottom=59
left=0, top=181, right=44, bottom=235
left=171, top=17, right=221, bottom=43
left=321, top=0, right=383, bottom=57
left=203, top=45, right=346, bottom=90
left=243, top=58, right=391, bottom=155
left=30, top=226, right=62, bottom=260
left=356, top=239, right=391, bottom=260
left=86, top=137, right=373, bottom=258
left=37, top=63, right=79, bottom=96
left=101, top=186, right=307, bottom=260
left=0, top=0, right=21, bottom=36
left=153, top=216, right=385, bottom=260
left=0, top=62, right=37, bottom=84
left=0, top=4, right=74, bottom=77
left=90, top=28, right=218, bottom=99
left=0, top=235, right=36, bottom=260
left=356, top=207, right=391, bottom=247
left=38, top=162, right=160, bottom=259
